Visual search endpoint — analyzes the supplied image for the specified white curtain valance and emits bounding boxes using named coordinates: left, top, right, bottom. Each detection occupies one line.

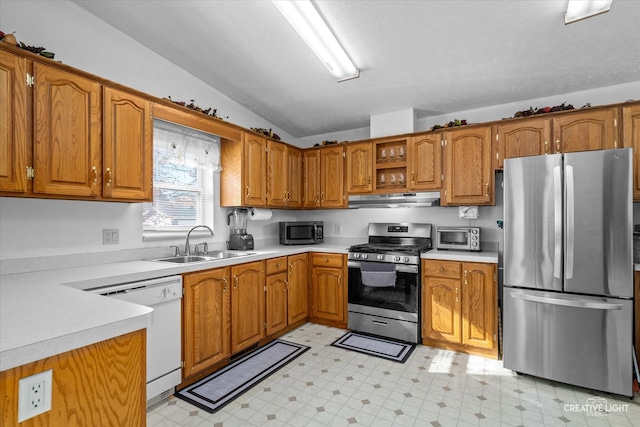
left=154, top=119, right=221, bottom=171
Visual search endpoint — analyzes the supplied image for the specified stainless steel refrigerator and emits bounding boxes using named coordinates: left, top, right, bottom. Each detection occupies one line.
left=503, top=148, right=634, bottom=397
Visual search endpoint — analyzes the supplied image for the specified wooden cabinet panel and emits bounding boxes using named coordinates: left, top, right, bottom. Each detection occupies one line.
left=320, top=146, right=345, bottom=208
left=303, top=148, right=321, bottom=208
left=288, top=147, right=303, bottom=208
left=461, top=263, right=496, bottom=350
left=346, top=142, right=373, bottom=193
left=311, top=252, right=344, bottom=268
left=287, top=253, right=309, bottom=325
left=422, top=276, right=461, bottom=343
left=423, top=260, right=461, bottom=279
left=102, top=86, right=152, bottom=200
left=231, top=261, right=265, bottom=354
left=266, top=256, right=287, bottom=275
left=553, top=108, right=618, bottom=153
left=267, top=140, right=288, bottom=207
left=408, top=133, right=442, bottom=190
left=442, top=126, right=493, bottom=206
left=266, top=271, right=288, bottom=336
left=243, top=134, right=267, bottom=206
left=0, top=50, right=27, bottom=193
left=623, top=103, right=640, bottom=201
left=182, top=267, right=230, bottom=379
left=311, top=266, right=345, bottom=323
left=33, top=62, right=101, bottom=197
left=495, top=118, right=551, bottom=169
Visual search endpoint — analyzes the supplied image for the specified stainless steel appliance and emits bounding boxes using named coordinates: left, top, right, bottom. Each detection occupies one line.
left=503, top=148, right=633, bottom=397
left=279, top=221, right=324, bottom=245
left=90, top=276, right=183, bottom=407
left=348, top=223, right=432, bottom=343
left=436, top=226, right=481, bottom=251
left=226, top=208, right=254, bottom=250
left=348, top=191, right=440, bottom=208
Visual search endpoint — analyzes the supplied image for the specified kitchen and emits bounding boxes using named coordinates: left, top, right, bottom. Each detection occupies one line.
left=1, top=1, right=640, bottom=426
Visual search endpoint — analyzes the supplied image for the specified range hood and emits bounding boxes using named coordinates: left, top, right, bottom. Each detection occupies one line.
left=348, top=192, right=440, bottom=208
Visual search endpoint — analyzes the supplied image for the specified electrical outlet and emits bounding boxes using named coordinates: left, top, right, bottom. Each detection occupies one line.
left=18, top=369, right=52, bottom=422
left=335, top=224, right=343, bottom=235
left=102, top=229, right=119, bottom=245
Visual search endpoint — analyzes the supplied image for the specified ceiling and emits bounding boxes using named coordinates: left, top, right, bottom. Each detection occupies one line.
left=72, top=0, right=640, bottom=138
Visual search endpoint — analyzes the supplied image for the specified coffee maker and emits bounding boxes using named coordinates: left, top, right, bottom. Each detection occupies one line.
left=226, top=208, right=254, bottom=250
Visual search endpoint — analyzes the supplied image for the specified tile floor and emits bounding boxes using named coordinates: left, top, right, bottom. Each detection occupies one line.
left=148, top=323, right=640, bottom=426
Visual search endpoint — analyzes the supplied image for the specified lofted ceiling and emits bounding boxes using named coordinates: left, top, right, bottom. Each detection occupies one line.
left=72, top=0, right=640, bottom=138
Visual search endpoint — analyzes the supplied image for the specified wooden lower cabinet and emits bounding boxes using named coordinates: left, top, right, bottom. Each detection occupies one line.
left=182, top=267, right=231, bottom=380
left=231, top=261, right=266, bottom=354
left=266, top=253, right=310, bottom=336
left=0, top=330, right=146, bottom=427
left=287, top=253, right=309, bottom=324
left=309, top=253, right=347, bottom=327
left=422, top=260, right=498, bottom=358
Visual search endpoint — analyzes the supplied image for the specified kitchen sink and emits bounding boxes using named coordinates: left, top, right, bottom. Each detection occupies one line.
left=153, top=251, right=256, bottom=264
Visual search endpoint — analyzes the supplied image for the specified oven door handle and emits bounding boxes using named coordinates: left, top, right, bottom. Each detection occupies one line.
left=348, top=260, right=418, bottom=274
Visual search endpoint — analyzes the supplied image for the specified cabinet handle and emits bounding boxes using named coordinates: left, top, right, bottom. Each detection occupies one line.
left=222, top=277, right=228, bottom=292
left=315, top=192, right=319, bottom=202
left=464, top=270, right=468, bottom=285
left=411, top=172, right=415, bottom=184
left=289, top=263, right=293, bottom=274
left=544, top=141, right=549, bottom=155
left=106, top=168, right=112, bottom=187
left=246, top=186, right=250, bottom=198
left=321, top=192, right=324, bottom=201
left=338, top=276, right=342, bottom=286
left=367, top=176, right=371, bottom=184
left=485, top=182, right=489, bottom=197
left=92, top=166, right=98, bottom=185
left=439, top=266, right=445, bottom=272
left=233, top=275, right=238, bottom=290
left=456, top=287, right=459, bottom=302
left=556, top=139, right=560, bottom=152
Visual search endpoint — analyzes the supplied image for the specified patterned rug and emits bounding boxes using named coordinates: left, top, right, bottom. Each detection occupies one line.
left=331, top=331, right=416, bottom=363
left=176, top=339, right=309, bottom=413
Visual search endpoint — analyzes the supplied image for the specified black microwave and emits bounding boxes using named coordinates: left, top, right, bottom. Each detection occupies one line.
left=279, top=221, right=324, bottom=245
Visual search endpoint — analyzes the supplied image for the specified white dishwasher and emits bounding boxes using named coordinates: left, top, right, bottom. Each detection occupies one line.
left=91, top=275, right=182, bottom=407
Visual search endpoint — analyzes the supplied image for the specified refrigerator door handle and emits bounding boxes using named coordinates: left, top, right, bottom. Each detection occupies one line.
left=565, top=165, right=575, bottom=279
left=553, top=166, right=562, bottom=279
left=510, top=291, right=623, bottom=310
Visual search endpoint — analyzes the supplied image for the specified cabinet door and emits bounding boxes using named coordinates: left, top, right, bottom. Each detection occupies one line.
left=461, top=263, right=496, bottom=350
left=422, top=276, right=461, bottom=344
left=287, top=253, right=309, bottom=324
left=346, top=142, right=372, bottom=193
left=320, top=146, right=345, bottom=208
left=408, top=133, right=441, bottom=190
left=311, top=266, right=344, bottom=322
left=303, top=148, right=321, bottom=208
left=266, top=272, right=288, bottom=336
left=288, top=147, right=303, bottom=208
left=243, top=134, right=267, bottom=206
left=102, top=87, right=152, bottom=200
left=442, top=126, right=493, bottom=206
left=231, top=261, right=265, bottom=354
left=495, top=118, right=551, bottom=168
left=553, top=108, right=618, bottom=153
left=182, top=267, right=230, bottom=379
left=33, top=63, right=101, bottom=197
left=622, top=103, right=640, bottom=201
left=267, top=140, right=288, bottom=207
left=0, top=50, right=27, bottom=193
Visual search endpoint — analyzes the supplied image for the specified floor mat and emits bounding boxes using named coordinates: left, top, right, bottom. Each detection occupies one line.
left=176, top=339, right=309, bottom=413
left=331, top=331, right=416, bottom=363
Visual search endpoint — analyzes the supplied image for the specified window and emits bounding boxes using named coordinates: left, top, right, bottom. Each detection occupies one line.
left=143, top=119, right=220, bottom=239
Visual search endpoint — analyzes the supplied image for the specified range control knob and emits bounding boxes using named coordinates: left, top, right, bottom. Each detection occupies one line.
left=377, top=254, right=384, bottom=260
left=403, top=256, right=410, bottom=262
left=362, top=253, right=368, bottom=259
left=394, top=255, right=401, bottom=262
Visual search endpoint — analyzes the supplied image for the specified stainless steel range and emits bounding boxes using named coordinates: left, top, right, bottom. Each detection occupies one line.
left=347, top=223, right=432, bottom=343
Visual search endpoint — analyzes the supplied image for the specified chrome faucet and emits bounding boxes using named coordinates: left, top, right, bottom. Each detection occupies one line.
left=184, top=225, right=214, bottom=255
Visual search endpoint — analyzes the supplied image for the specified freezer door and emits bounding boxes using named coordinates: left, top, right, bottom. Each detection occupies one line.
left=504, top=154, right=563, bottom=291
left=564, top=149, right=633, bottom=297
left=503, top=288, right=633, bottom=397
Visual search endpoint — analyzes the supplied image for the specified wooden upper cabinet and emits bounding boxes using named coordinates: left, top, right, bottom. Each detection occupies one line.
left=442, top=126, right=493, bottom=206
left=553, top=107, right=618, bottom=153
left=0, top=50, right=27, bottom=193
left=623, top=103, right=640, bottom=201
left=346, top=142, right=373, bottom=193
left=243, top=133, right=267, bottom=207
left=408, top=133, right=442, bottom=190
left=33, top=62, right=101, bottom=197
left=267, top=140, right=288, bottom=207
left=320, top=145, right=345, bottom=208
left=102, top=86, right=152, bottom=201
left=288, top=146, right=302, bottom=208
left=303, top=148, right=321, bottom=208
left=182, top=267, right=231, bottom=380
left=494, top=118, right=552, bottom=169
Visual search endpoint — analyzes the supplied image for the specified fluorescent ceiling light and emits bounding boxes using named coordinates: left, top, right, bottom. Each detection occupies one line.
left=565, top=0, right=613, bottom=24
left=273, top=0, right=359, bottom=82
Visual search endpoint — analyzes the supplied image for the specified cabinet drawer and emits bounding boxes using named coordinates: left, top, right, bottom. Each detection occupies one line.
left=312, top=253, right=344, bottom=268
left=423, top=260, right=461, bottom=278
left=266, top=256, right=288, bottom=275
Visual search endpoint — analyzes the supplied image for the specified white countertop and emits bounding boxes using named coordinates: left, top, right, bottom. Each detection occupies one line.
left=1, top=243, right=497, bottom=372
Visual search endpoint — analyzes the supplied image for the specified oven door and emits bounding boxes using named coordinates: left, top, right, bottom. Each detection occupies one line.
left=347, top=260, right=419, bottom=321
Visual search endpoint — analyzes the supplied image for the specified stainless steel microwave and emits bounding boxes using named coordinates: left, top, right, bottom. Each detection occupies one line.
left=279, top=221, right=324, bottom=245
left=436, top=227, right=481, bottom=251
